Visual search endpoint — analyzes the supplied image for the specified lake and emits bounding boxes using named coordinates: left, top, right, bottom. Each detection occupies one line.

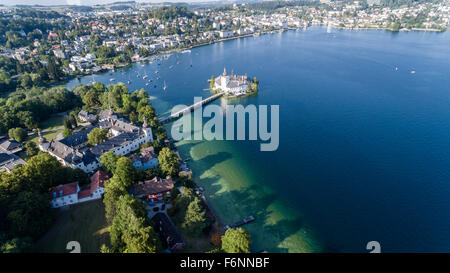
left=68, top=27, right=450, bottom=252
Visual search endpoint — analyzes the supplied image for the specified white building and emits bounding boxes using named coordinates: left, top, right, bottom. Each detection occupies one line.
left=50, top=182, right=80, bottom=208
left=50, top=170, right=108, bottom=208
left=40, top=110, right=153, bottom=173
left=219, top=30, right=234, bottom=38
left=214, top=68, right=249, bottom=95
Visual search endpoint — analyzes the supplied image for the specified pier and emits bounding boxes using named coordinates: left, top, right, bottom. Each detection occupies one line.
left=159, top=91, right=225, bottom=124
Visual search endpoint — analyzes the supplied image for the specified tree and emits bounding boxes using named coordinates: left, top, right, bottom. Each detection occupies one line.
left=62, top=127, right=72, bottom=138
left=0, top=237, right=33, bottom=253
left=158, top=147, right=179, bottom=177
left=8, top=127, right=27, bottom=142
left=6, top=190, right=53, bottom=238
left=103, top=178, right=126, bottom=224
left=24, top=141, right=39, bottom=157
left=109, top=194, right=160, bottom=252
left=100, top=151, right=120, bottom=174
left=210, top=75, right=215, bottom=89
left=87, top=128, right=108, bottom=146
left=100, top=244, right=113, bottom=253
left=221, top=228, right=252, bottom=253
left=182, top=197, right=209, bottom=237
left=122, top=216, right=160, bottom=253
left=82, top=89, right=101, bottom=107
left=113, top=157, right=135, bottom=191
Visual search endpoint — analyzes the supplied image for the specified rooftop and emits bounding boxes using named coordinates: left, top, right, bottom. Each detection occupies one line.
left=130, top=177, right=174, bottom=196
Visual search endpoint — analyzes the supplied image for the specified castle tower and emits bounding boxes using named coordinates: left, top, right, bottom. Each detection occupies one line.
left=37, top=128, right=50, bottom=151
left=142, top=116, right=153, bottom=142
left=142, top=116, right=148, bottom=128
left=221, top=67, right=229, bottom=88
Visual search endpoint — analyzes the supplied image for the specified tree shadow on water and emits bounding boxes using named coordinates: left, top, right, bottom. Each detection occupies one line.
left=203, top=184, right=311, bottom=253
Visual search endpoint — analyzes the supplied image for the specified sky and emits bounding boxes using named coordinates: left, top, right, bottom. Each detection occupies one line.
left=0, top=0, right=214, bottom=6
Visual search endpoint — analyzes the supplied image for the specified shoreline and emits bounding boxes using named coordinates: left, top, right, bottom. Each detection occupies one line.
left=63, top=24, right=447, bottom=84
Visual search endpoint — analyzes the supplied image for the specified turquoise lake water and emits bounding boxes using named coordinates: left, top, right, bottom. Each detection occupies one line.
left=68, top=27, right=450, bottom=252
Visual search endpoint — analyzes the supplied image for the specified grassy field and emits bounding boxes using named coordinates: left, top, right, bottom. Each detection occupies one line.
left=35, top=199, right=109, bottom=253
left=39, top=115, right=64, bottom=131
left=27, top=115, right=64, bottom=144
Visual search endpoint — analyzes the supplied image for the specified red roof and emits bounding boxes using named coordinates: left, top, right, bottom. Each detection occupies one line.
left=90, top=170, right=108, bottom=191
left=78, top=189, right=91, bottom=199
left=50, top=182, right=79, bottom=198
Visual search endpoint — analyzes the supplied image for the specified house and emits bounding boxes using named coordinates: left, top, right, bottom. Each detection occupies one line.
left=49, top=171, right=107, bottom=208
left=214, top=68, right=249, bottom=95
left=49, top=182, right=80, bottom=208
left=77, top=170, right=108, bottom=203
left=130, top=177, right=174, bottom=202
left=0, top=139, right=23, bottom=154
left=152, top=212, right=185, bottom=251
left=0, top=153, right=26, bottom=173
left=78, top=110, right=96, bottom=123
left=219, top=30, right=234, bottom=38
left=130, top=146, right=159, bottom=170
left=53, top=49, right=66, bottom=59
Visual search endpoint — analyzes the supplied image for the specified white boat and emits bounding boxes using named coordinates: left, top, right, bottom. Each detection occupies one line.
left=163, top=81, right=167, bottom=91
left=411, top=70, right=416, bottom=74
left=143, top=75, right=148, bottom=79
left=110, top=78, right=115, bottom=81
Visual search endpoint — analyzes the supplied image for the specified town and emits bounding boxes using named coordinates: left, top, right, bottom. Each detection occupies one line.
left=0, top=0, right=448, bottom=89
left=0, top=0, right=449, bottom=255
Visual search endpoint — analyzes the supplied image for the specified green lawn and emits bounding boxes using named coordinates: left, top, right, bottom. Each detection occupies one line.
left=35, top=199, right=109, bottom=253
left=27, top=115, right=65, bottom=144
left=39, top=115, right=64, bottom=131
left=28, top=130, right=61, bottom=144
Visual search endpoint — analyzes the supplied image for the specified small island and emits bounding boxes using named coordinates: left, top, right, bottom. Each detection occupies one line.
left=210, top=68, right=259, bottom=97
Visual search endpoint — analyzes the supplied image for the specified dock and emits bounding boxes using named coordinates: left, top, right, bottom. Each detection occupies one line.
left=224, top=216, right=255, bottom=230
left=159, top=91, right=224, bottom=124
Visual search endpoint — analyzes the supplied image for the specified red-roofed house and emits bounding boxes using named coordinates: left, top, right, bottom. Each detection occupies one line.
left=49, top=171, right=108, bottom=208
left=48, top=31, right=59, bottom=40
left=89, top=170, right=108, bottom=196
left=50, top=182, right=80, bottom=208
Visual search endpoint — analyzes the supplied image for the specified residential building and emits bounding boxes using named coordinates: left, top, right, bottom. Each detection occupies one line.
left=130, top=146, right=159, bottom=170
left=130, top=177, right=174, bottom=202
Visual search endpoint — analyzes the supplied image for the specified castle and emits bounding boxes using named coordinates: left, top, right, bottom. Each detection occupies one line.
left=214, top=68, right=249, bottom=95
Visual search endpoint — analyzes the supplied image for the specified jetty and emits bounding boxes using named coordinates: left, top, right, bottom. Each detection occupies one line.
left=224, top=216, right=255, bottom=230
left=159, top=91, right=224, bottom=124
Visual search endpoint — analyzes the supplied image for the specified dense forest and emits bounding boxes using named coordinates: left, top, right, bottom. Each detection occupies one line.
left=147, top=6, right=194, bottom=21
left=0, top=86, right=81, bottom=134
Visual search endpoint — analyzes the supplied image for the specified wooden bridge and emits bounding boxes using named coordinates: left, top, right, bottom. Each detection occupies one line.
left=159, top=92, right=225, bottom=124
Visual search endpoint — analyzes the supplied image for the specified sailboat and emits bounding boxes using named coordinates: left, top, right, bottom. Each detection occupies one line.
left=163, top=81, right=167, bottom=91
